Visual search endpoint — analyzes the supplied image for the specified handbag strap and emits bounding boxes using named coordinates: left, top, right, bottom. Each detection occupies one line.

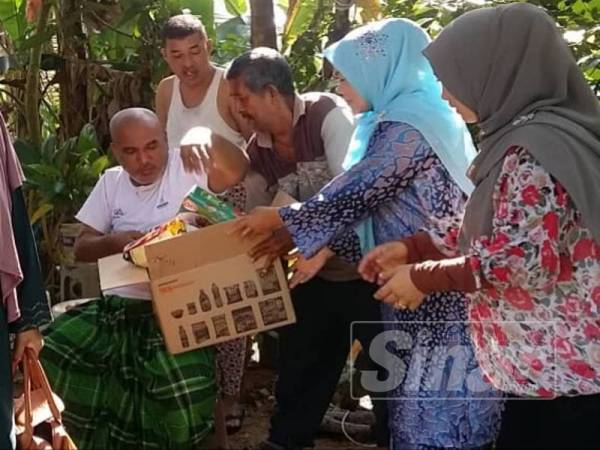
left=22, top=351, right=34, bottom=437
left=23, top=348, right=63, bottom=422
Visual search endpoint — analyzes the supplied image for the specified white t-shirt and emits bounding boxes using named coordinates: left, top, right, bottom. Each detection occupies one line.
left=76, top=148, right=210, bottom=299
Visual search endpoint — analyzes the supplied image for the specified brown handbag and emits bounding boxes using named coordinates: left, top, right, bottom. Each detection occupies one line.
left=13, top=348, right=77, bottom=450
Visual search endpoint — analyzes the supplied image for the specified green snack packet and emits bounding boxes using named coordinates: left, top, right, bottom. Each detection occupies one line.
left=179, top=186, right=240, bottom=224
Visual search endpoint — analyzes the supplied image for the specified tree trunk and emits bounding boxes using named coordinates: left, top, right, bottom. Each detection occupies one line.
left=250, top=0, right=277, bottom=49
left=57, top=0, right=89, bottom=141
left=324, top=0, right=351, bottom=78
left=23, top=0, right=51, bottom=147
left=329, top=0, right=351, bottom=44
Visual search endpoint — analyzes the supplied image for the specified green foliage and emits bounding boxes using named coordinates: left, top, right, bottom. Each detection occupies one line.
left=14, top=123, right=109, bottom=223
left=86, top=0, right=216, bottom=81
left=224, top=0, right=248, bottom=15
left=284, top=0, right=334, bottom=91
left=542, top=0, right=600, bottom=93
left=0, top=0, right=29, bottom=52
left=212, top=16, right=250, bottom=66
left=280, top=0, right=600, bottom=96
left=282, top=0, right=319, bottom=50
left=382, top=0, right=600, bottom=95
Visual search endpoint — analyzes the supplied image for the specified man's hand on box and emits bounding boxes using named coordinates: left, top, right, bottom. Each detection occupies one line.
left=177, top=212, right=210, bottom=229
left=112, top=230, right=144, bottom=251
left=248, top=228, right=295, bottom=268
left=230, top=206, right=283, bottom=240
left=180, top=143, right=211, bottom=174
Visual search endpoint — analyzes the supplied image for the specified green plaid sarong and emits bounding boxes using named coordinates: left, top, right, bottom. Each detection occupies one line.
left=40, top=295, right=216, bottom=450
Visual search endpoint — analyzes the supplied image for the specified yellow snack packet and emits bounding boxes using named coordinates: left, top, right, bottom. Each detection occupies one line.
left=123, top=218, right=186, bottom=267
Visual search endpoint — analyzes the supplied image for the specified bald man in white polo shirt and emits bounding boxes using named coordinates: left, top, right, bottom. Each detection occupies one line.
left=39, top=108, right=247, bottom=449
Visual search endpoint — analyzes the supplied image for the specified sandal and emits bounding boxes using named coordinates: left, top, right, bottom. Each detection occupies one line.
left=225, top=405, right=245, bottom=435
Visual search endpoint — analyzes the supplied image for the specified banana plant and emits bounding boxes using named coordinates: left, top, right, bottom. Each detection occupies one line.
left=0, top=0, right=30, bottom=53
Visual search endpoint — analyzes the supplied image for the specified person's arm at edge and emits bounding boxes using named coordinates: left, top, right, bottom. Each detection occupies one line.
left=155, top=76, right=174, bottom=130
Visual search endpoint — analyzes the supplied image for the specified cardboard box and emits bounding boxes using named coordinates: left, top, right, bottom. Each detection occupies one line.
left=98, top=220, right=295, bottom=354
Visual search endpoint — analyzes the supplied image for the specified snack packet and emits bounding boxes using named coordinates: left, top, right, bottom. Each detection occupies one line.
left=179, top=186, right=241, bottom=224
left=123, top=218, right=187, bottom=267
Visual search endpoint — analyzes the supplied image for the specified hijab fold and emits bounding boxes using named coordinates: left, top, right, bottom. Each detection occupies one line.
left=424, top=3, right=600, bottom=250
left=1, top=112, right=24, bottom=323
left=324, top=18, right=477, bottom=252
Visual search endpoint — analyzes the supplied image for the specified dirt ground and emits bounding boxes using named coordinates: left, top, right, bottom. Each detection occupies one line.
left=228, top=366, right=376, bottom=450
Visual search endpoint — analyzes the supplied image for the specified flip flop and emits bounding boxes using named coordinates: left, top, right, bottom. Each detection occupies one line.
left=225, top=407, right=245, bottom=435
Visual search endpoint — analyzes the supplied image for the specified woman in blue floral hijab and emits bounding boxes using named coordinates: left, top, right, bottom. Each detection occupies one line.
left=239, top=18, right=504, bottom=449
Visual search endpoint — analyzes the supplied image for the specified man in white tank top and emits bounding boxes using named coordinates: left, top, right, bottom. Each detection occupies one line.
left=155, top=14, right=250, bottom=150
left=155, top=15, right=254, bottom=439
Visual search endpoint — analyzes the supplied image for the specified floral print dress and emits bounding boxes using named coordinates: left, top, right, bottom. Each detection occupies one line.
left=280, top=121, right=504, bottom=449
left=428, top=147, right=600, bottom=397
